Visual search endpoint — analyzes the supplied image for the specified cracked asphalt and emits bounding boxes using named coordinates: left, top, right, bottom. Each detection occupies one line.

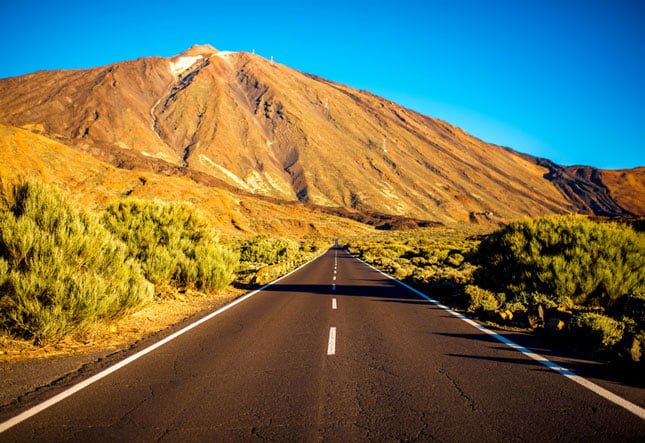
left=1, top=248, right=644, bottom=442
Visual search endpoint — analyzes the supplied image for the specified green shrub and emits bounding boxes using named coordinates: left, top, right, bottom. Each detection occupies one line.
left=570, top=312, right=625, bottom=350
left=510, top=291, right=573, bottom=311
left=239, top=236, right=299, bottom=265
left=300, top=238, right=330, bottom=253
left=609, top=291, right=645, bottom=329
left=464, top=285, right=504, bottom=313
left=503, top=301, right=528, bottom=314
left=0, top=182, right=151, bottom=343
left=0, top=257, right=8, bottom=288
left=476, top=216, right=644, bottom=310
left=408, top=266, right=438, bottom=285
left=103, top=199, right=238, bottom=291
left=409, top=263, right=475, bottom=288
left=410, top=256, right=430, bottom=267
left=628, top=332, right=643, bottom=363
left=445, top=252, right=464, bottom=267
left=390, top=261, right=415, bottom=280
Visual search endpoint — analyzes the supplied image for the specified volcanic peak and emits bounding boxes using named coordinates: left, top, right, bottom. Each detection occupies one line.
left=0, top=44, right=641, bottom=224
left=168, top=44, right=219, bottom=77
left=180, top=44, right=219, bottom=57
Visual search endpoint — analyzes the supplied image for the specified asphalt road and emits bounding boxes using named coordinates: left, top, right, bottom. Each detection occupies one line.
left=1, top=248, right=644, bottom=442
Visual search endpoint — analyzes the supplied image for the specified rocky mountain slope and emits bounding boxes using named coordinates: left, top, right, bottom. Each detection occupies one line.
left=0, top=124, right=370, bottom=236
left=0, top=44, right=641, bottom=225
left=515, top=154, right=644, bottom=216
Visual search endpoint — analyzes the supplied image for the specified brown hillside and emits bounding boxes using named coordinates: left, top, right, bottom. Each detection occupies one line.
left=517, top=154, right=644, bottom=217
left=598, top=167, right=645, bottom=215
left=0, top=124, right=370, bottom=237
left=0, top=45, right=641, bottom=222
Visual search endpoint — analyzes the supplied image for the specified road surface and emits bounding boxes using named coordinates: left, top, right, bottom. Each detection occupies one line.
left=1, top=248, right=644, bottom=441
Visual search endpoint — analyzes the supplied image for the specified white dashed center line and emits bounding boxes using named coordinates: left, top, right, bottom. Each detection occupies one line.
left=332, top=298, right=337, bottom=310
left=327, top=327, right=337, bottom=355
left=332, top=251, right=338, bottom=291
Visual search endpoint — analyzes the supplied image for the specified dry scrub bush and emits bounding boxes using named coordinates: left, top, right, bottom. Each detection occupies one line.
left=464, top=285, right=505, bottom=313
left=300, top=237, right=330, bottom=253
left=0, top=182, right=151, bottom=343
left=239, top=236, right=300, bottom=265
left=570, top=312, right=625, bottom=350
left=609, top=291, right=645, bottom=330
left=477, top=216, right=644, bottom=310
left=103, top=200, right=238, bottom=292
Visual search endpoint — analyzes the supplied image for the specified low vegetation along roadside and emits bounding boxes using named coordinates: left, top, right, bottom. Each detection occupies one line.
left=236, top=235, right=329, bottom=285
left=344, top=217, right=645, bottom=365
left=0, top=181, right=330, bottom=349
left=103, top=200, right=238, bottom=293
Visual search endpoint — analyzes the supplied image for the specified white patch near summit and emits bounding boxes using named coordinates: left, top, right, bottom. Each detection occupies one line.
left=214, top=51, right=236, bottom=58
left=169, top=55, right=204, bottom=77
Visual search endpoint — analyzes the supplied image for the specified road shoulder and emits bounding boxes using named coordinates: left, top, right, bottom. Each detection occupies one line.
left=0, top=288, right=243, bottom=417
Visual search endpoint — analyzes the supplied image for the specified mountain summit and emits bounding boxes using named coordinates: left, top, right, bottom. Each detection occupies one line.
left=0, top=44, right=641, bottom=226
left=180, top=44, right=219, bottom=57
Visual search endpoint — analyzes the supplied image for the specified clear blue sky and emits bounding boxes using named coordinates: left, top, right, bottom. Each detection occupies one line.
left=1, top=0, right=643, bottom=169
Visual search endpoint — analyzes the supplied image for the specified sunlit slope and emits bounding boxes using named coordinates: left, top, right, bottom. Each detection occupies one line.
left=0, top=56, right=180, bottom=163
left=0, top=124, right=369, bottom=237
left=599, top=167, right=645, bottom=215
left=1, top=45, right=641, bottom=222
left=153, top=49, right=576, bottom=222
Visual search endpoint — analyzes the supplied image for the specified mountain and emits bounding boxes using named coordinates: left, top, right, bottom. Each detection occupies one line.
left=0, top=44, right=642, bottom=227
left=513, top=154, right=644, bottom=217
left=0, top=123, right=371, bottom=236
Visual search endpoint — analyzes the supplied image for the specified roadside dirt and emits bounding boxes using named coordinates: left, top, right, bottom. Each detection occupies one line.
left=0, top=287, right=244, bottom=409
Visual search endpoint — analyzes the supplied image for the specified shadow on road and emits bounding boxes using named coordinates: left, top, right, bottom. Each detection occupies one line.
left=370, top=299, right=433, bottom=305
left=265, top=281, right=421, bottom=300
left=437, top=332, right=645, bottom=390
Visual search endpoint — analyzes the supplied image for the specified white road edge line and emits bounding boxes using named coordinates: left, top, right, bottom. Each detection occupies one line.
left=327, top=327, right=337, bottom=355
left=0, top=251, right=331, bottom=434
left=353, top=255, right=645, bottom=420
left=332, top=298, right=337, bottom=310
